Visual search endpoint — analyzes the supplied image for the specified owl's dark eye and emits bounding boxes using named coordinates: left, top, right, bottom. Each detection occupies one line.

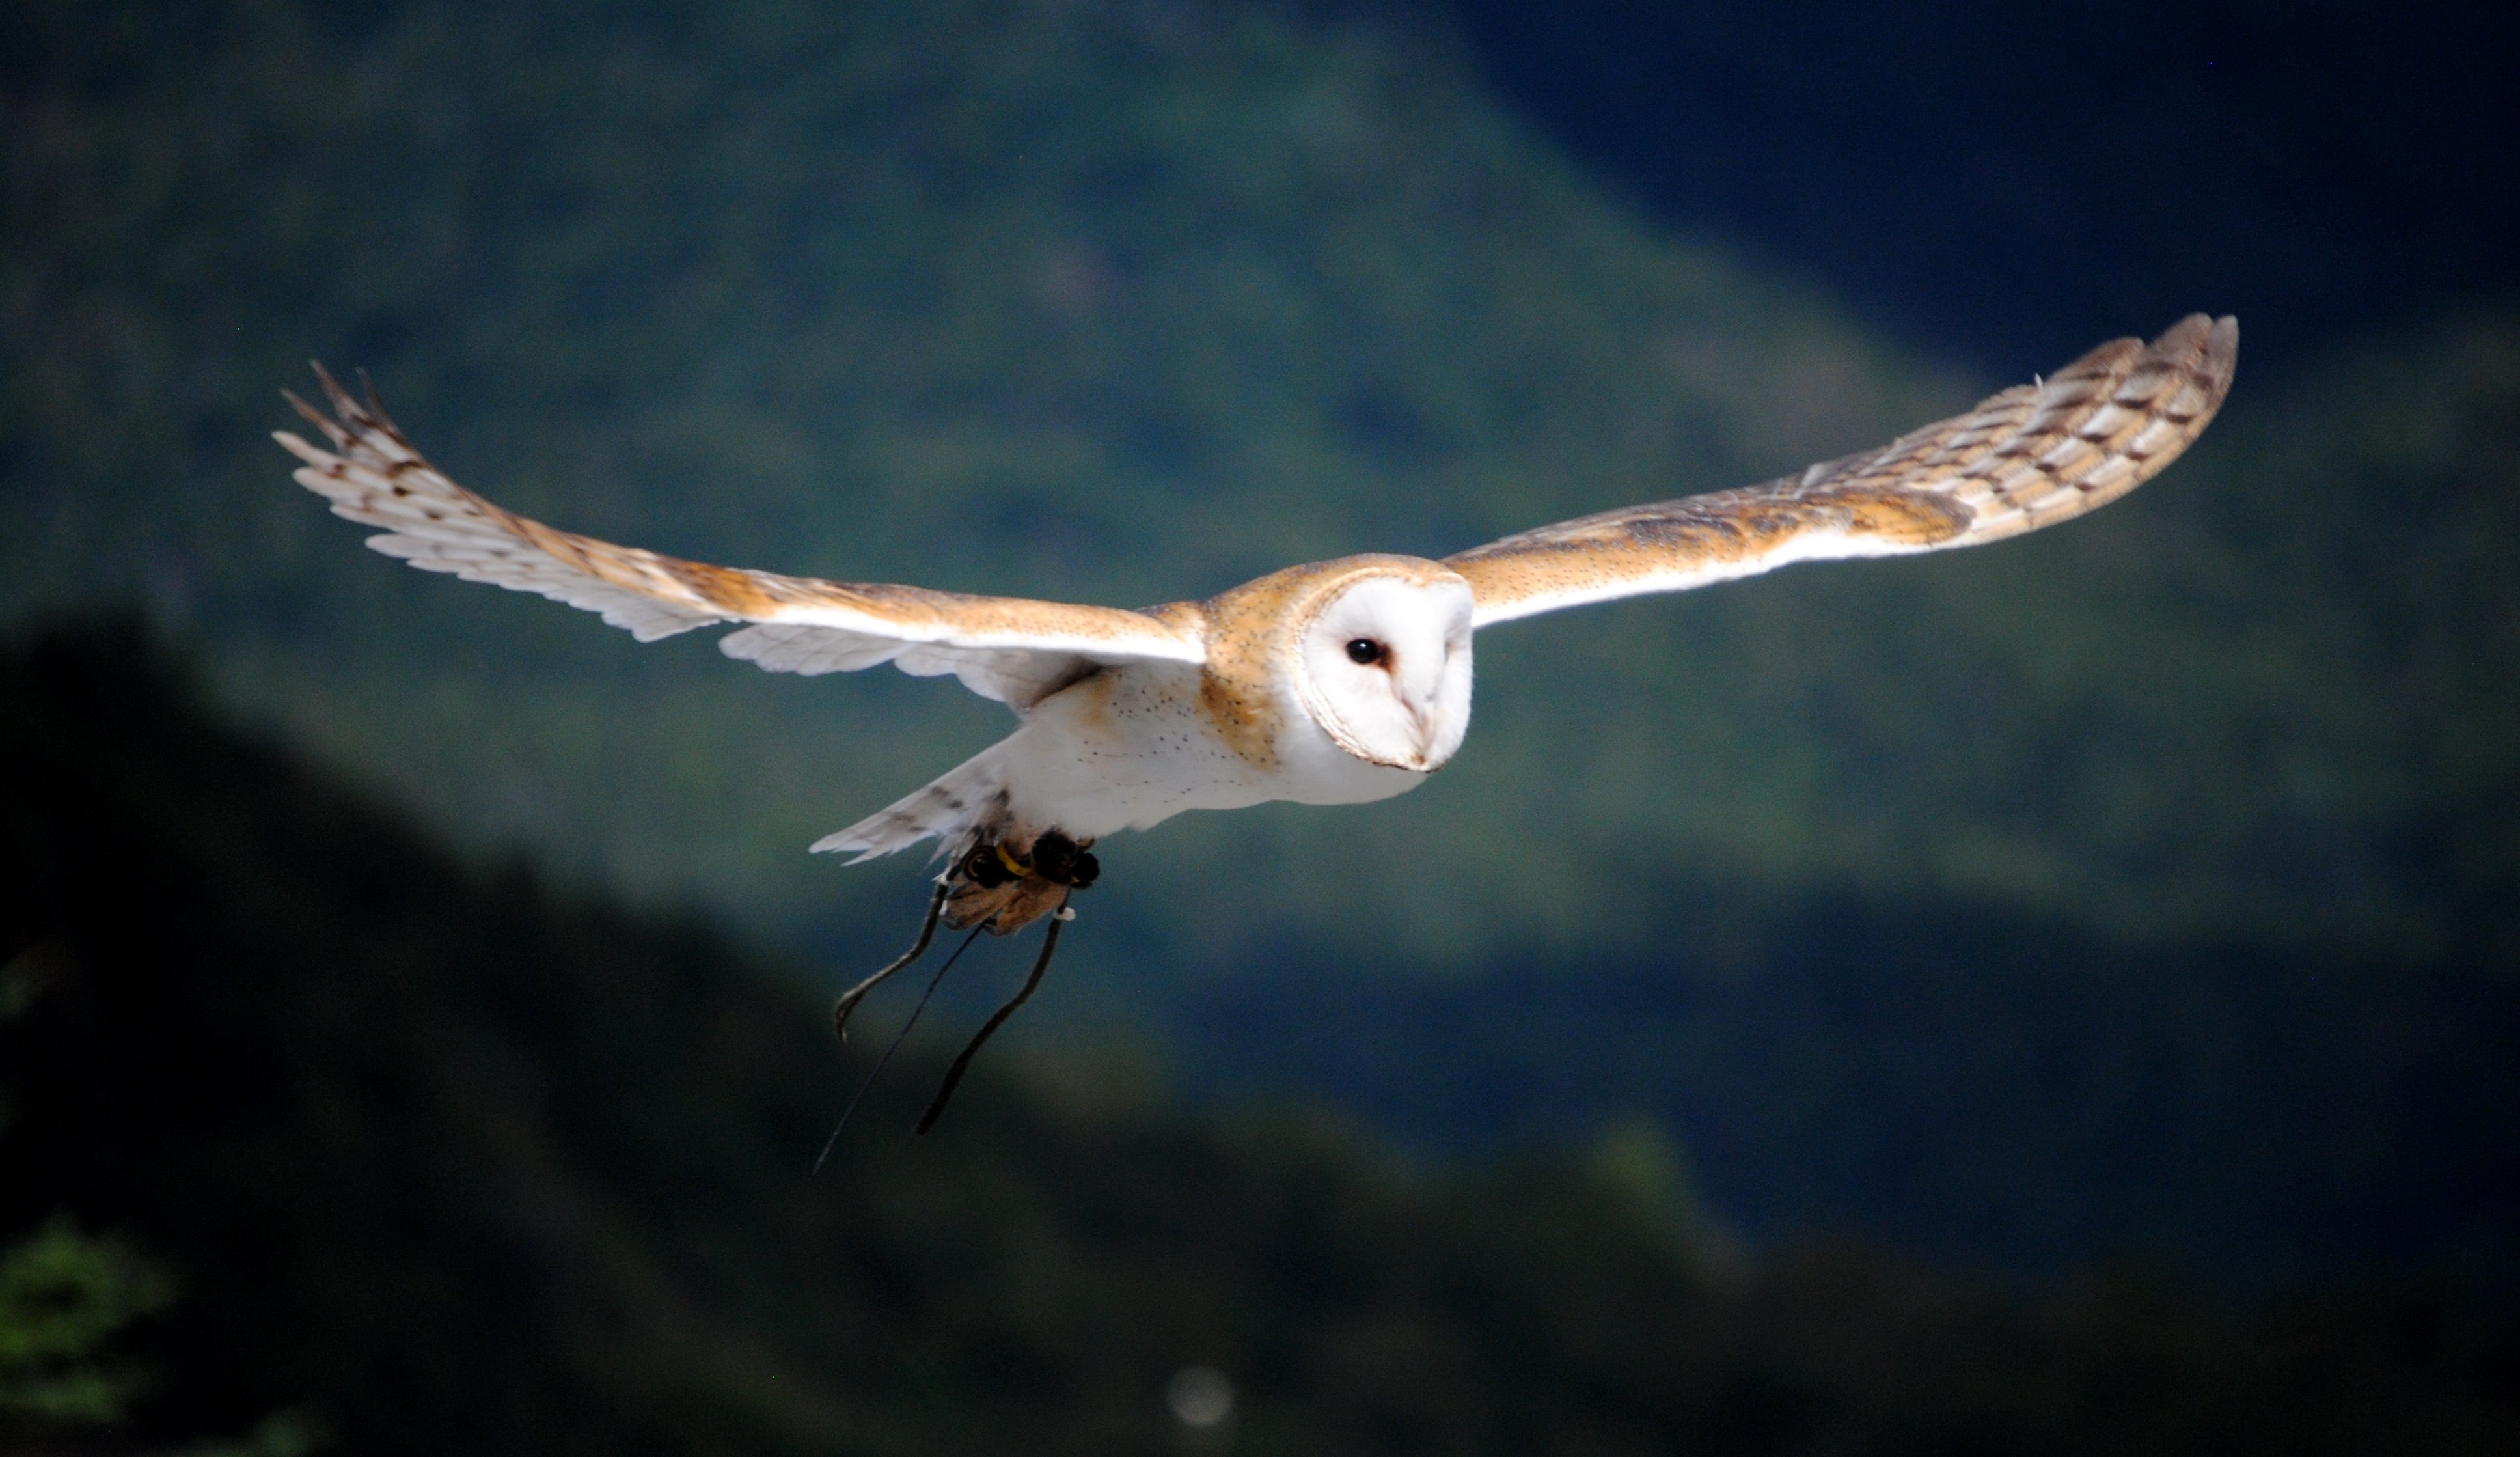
left=1345, top=637, right=1386, bottom=665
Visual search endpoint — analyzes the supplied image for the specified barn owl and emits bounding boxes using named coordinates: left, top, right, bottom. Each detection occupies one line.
left=279, top=314, right=2234, bottom=1124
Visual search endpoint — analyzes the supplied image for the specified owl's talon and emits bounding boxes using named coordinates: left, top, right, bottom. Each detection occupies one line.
left=1028, top=831, right=1088, bottom=885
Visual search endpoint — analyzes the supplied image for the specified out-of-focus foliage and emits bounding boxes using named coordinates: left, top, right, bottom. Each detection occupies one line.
left=0, top=1217, right=170, bottom=1430
left=10, top=0, right=2513, bottom=972
left=5, top=622, right=2513, bottom=1454
left=1, top=944, right=324, bottom=1457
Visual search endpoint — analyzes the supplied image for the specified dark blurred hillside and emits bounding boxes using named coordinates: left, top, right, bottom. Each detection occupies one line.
left=1185, top=903, right=2520, bottom=1281
left=1421, top=1, right=2520, bottom=374
left=6, top=621, right=2517, bottom=1454
left=13, top=0, right=2515, bottom=976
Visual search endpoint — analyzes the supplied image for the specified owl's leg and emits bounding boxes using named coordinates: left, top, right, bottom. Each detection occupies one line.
left=831, top=881, right=950, bottom=1045
left=916, top=901, right=1073, bottom=1134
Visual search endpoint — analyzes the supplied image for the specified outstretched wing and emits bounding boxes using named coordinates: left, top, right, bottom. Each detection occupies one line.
left=1446, top=314, right=2238, bottom=629
left=275, top=367, right=1204, bottom=709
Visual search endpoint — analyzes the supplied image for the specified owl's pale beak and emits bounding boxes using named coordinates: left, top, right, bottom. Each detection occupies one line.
left=1404, top=697, right=1440, bottom=768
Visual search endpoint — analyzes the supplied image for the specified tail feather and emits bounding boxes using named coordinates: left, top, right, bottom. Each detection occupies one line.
left=813, top=741, right=1009, bottom=864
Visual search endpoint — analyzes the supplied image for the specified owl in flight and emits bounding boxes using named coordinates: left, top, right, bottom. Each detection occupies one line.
left=280, top=314, right=2234, bottom=1125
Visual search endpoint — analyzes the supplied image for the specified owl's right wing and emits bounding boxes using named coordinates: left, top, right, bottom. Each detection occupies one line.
left=1445, top=314, right=2237, bottom=628
left=276, top=366, right=1205, bottom=711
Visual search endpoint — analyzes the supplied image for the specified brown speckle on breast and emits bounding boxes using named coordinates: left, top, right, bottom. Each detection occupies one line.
left=1198, top=670, right=1278, bottom=770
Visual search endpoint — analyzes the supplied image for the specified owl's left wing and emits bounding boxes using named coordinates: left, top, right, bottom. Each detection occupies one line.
left=1446, top=314, right=2237, bottom=629
left=275, top=367, right=1204, bottom=710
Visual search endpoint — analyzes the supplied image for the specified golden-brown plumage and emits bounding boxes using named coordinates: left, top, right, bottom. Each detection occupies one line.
left=1445, top=314, right=2236, bottom=626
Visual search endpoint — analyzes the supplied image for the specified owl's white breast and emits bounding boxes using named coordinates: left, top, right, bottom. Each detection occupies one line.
left=998, top=658, right=1430, bottom=842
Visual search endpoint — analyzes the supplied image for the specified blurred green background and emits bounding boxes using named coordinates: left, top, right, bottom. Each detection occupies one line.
left=5, top=0, right=2515, bottom=1449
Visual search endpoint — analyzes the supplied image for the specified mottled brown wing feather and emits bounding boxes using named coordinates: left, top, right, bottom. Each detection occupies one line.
left=275, top=366, right=1203, bottom=708
left=1447, top=314, right=2238, bottom=628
